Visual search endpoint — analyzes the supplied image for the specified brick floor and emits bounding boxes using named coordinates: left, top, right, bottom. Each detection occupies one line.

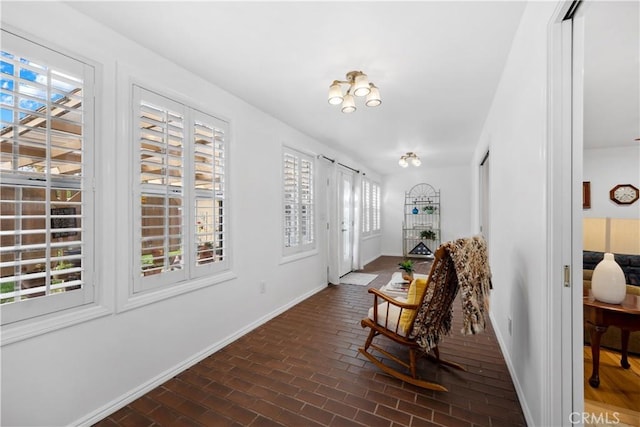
left=94, top=256, right=526, bottom=426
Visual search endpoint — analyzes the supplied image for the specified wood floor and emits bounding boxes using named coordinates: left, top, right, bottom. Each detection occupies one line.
left=584, top=345, right=640, bottom=426
left=94, top=256, right=526, bottom=426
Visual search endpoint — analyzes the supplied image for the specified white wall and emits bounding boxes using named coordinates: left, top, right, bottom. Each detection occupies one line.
left=584, top=146, right=640, bottom=219
left=361, top=235, right=383, bottom=266
left=0, top=3, right=382, bottom=426
left=470, top=2, right=560, bottom=425
left=381, top=166, right=472, bottom=256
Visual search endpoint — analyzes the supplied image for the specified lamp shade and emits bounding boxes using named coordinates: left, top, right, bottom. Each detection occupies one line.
left=365, top=84, right=381, bottom=107
left=341, top=94, right=356, bottom=113
left=353, top=73, right=371, bottom=97
left=411, top=156, right=421, bottom=167
left=398, top=158, right=409, bottom=167
left=328, top=82, right=344, bottom=105
left=591, top=253, right=626, bottom=304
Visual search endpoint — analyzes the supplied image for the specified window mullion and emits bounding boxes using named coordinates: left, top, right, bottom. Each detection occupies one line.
left=15, top=188, right=24, bottom=299
left=44, top=67, right=53, bottom=297
left=162, top=109, right=170, bottom=272
left=183, top=109, right=194, bottom=276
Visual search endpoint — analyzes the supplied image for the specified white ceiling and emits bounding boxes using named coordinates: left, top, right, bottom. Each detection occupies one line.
left=68, top=1, right=529, bottom=175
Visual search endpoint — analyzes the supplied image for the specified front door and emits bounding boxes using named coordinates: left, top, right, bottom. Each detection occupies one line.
left=339, top=169, right=353, bottom=277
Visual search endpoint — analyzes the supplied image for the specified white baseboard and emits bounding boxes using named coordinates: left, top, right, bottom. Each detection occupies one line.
left=488, top=311, right=535, bottom=427
left=75, top=283, right=328, bottom=427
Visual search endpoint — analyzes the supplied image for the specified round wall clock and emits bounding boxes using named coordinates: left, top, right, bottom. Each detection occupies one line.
left=609, top=184, right=639, bottom=205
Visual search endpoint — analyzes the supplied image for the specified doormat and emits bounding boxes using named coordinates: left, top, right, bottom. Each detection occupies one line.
left=340, top=272, right=378, bottom=286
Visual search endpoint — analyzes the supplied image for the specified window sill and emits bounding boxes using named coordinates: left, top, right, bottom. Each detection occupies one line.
left=280, top=248, right=319, bottom=265
left=362, top=232, right=382, bottom=241
left=119, top=270, right=237, bottom=313
left=1, top=304, right=111, bottom=346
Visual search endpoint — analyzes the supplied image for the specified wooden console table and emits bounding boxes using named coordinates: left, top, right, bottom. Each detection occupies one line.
left=583, top=290, right=640, bottom=388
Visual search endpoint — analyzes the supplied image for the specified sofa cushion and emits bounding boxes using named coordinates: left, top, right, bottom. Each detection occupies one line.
left=615, top=254, right=632, bottom=267
left=626, top=266, right=640, bottom=286
left=583, top=251, right=604, bottom=271
left=584, top=270, right=593, bottom=281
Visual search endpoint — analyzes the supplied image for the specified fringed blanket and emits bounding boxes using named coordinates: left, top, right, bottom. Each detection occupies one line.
left=448, top=235, right=492, bottom=335
left=410, top=235, right=492, bottom=352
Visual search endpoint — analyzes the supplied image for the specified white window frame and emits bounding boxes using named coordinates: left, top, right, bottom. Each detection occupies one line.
left=132, top=85, right=230, bottom=295
left=362, top=179, right=371, bottom=234
left=372, top=181, right=381, bottom=233
left=282, top=146, right=315, bottom=256
left=0, top=31, right=95, bottom=326
left=362, top=178, right=381, bottom=237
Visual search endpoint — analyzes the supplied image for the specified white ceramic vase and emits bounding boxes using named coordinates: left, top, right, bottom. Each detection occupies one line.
left=591, top=253, right=626, bottom=304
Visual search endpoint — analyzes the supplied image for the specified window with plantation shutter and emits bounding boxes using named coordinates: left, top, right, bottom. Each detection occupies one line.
left=193, top=111, right=226, bottom=268
left=137, top=93, right=185, bottom=287
left=362, top=179, right=371, bottom=234
left=133, top=86, right=228, bottom=293
left=362, top=179, right=381, bottom=237
left=0, top=31, right=95, bottom=324
left=283, top=147, right=314, bottom=255
left=372, top=182, right=381, bottom=232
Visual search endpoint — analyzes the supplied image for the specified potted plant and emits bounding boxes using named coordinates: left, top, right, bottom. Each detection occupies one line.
left=420, top=229, right=437, bottom=240
left=398, top=259, right=415, bottom=281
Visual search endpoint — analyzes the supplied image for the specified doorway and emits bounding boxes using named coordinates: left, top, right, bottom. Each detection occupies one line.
left=573, top=0, right=640, bottom=421
left=550, top=1, right=640, bottom=422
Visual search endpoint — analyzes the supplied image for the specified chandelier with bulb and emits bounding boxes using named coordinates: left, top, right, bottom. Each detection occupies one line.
left=327, top=70, right=381, bottom=113
left=398, top=152, right=421, bottom=167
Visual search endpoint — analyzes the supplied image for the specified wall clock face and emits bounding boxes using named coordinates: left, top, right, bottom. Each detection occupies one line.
left=609, top=184, right=639, bottom=205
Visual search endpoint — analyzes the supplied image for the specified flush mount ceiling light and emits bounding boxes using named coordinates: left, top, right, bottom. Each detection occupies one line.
left=398, top=152, right=421, bottom=168
left=328, top=70, right=381, bottom=113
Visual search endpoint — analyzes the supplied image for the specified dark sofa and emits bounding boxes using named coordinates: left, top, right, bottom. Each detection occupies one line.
left=583, top=251, right=640, bottom=287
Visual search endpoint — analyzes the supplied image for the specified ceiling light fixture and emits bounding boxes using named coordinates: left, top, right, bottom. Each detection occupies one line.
left=328, top=70, right=381, bottom=113
left=399, top=152, right=421, bottom=168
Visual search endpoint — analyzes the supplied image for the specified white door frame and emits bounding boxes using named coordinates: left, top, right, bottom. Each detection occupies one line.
left=479, top=150, right=490, bottom=246
left=570, top=8, right=587, bottom=425
left=547, top=1, right=585, bottom=425
left=338, top=168, right=354, bottom=277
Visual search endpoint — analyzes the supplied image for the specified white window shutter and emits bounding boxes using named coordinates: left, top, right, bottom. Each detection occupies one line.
left=1, top=32, right=95, bottom=324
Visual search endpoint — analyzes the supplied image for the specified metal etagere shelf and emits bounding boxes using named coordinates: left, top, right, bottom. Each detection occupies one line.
left=403, top=183, right=440, bottom=258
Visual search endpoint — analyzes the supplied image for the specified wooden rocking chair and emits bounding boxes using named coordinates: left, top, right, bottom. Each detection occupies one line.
left=359, top=237, right=489, bottom=392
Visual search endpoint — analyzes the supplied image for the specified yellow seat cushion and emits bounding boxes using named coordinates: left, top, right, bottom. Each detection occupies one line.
left=399, top=277, right=429, bottom=333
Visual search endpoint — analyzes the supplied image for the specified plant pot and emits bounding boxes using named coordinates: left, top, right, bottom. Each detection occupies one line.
left=402, top=272, right=414, bottom=282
